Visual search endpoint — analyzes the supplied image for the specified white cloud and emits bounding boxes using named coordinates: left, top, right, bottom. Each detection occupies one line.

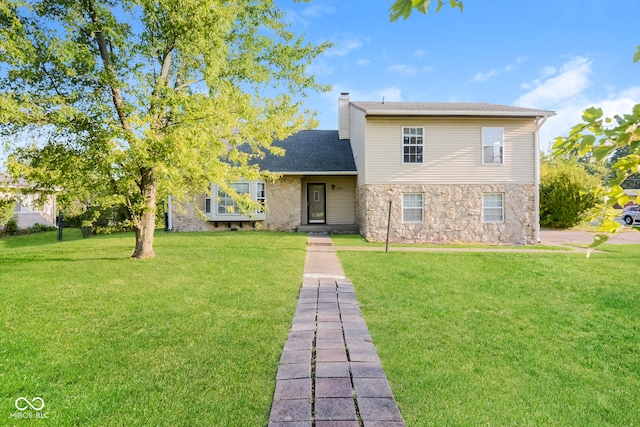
left=285, top=4, right=335, bottom=26
left=513, top=56, right=640, bottom=150
left=385, top=64, right=434, bottom=75
left=515, top=57, right=593, bottom=108
left=472, top=55, right=528, bottom=82
left=306, top=60, right=336, bottom=76
left=386, top=64, right=418, bottom=75
left=413, top=50, right=427, bottom=59
left=356, top=59, right=371, bottom=67
left=301, top=4, right=335, bottom=18
left=326, top=38, right=363, bottom=57
left=472, top=68, right=499, bottom=82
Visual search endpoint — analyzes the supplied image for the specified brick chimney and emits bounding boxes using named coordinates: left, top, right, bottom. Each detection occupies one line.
left=338, top=92, right=350, bottom=140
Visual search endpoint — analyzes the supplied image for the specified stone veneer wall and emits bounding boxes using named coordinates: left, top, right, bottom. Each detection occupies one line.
left=171, top=175, right=302, bottom=232
left=357, top=184, right=536, bottom=245
left=171, top=193, right=214, bottom=232
left=262, top=175, right=301, bottom=231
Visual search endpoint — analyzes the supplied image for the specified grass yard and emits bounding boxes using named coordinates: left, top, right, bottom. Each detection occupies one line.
left=330, top=233, right=566, bottom=250
left=338, top=245, right=640, bottom=427
left=1, top=230, right=307, bottom=426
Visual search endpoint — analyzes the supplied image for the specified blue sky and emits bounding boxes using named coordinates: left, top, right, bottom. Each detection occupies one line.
left=280, top=0, right=640, bottom=150
left=2, top=0, right=638, bottom=167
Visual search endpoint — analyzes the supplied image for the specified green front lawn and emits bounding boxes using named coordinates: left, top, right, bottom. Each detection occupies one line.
left=338, top=246, right=640, bottom=426
left=1, top=230, right=307, bottom=426
left=331, top=233, right=567, bottom=250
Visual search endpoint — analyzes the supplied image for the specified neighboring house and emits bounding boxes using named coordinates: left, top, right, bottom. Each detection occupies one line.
left=0, top=175, right=57, bottom=228
left=171, top=94, right=555, bottom=245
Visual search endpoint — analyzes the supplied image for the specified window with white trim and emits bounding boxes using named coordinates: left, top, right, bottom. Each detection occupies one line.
left=256, top=182, right=266, bottom=212
left=13, top=195, right=36, bottom=212
left=206, top=181, right=267, bottom=221
left=482, top=127, right=504, bottom=164
left=403, top=193, right=424, bottom=222
left=217, top=182, right=250, bottom=215
left=402, top=127, right=424, bottom=164
left=483, top=193, right=504, bottom=223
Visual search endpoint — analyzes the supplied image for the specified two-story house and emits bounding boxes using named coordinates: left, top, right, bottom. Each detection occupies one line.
left=171, top=95, right=554, bottom=245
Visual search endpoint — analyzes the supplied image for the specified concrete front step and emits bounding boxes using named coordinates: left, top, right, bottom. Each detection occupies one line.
left=306, top=232, right=334, bottom=247
left=297, top=224, right=359, bottom=234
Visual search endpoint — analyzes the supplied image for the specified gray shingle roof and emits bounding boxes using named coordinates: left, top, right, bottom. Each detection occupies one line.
left=254, top=130, right=356, bottom=174
left=351, top=101, right=555, bottom=117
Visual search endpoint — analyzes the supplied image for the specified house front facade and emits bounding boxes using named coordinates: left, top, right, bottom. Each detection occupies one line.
left=170, top=130, right=359, bottom=233
left=171, top=95, right=554, bottom=245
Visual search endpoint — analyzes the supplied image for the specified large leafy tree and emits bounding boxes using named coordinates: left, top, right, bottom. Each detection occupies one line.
left=0, top=0, right=329, bottom=258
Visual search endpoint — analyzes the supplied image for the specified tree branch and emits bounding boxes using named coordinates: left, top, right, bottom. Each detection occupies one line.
left=83, top=0, right=133, bottom=136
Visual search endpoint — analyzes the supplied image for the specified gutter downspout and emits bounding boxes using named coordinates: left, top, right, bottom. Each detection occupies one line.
left=534, top=117, right=548, bottom=243
left=167, top=195, right=173, bottom=231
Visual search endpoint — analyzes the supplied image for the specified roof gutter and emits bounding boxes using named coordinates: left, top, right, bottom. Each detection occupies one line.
left=364, top=110, right=556, bottom=118
left=276, top=171, right=358, bottom=176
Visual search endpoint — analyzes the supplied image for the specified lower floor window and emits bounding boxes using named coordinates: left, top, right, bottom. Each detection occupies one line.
left=205, top=196, right=211, bottom=214
left=483, top=193, right=504, bottom=223
left=218, top=182, right=250, bottom=215
left=206, top=181, right=267, bottom=220
left=256, top=182, right=266, bottom=212
left=403, top=193, right=424, bottom=222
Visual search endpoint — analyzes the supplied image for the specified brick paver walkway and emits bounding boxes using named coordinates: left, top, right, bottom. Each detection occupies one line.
left=268, top=233, right=406, bottom=427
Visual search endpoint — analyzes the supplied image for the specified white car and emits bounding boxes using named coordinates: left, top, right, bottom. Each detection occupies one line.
left=622, top=205, right=640, bottom=225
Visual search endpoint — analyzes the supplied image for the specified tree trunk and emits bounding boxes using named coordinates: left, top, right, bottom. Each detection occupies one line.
left=131, top=170, right=157, bottom=259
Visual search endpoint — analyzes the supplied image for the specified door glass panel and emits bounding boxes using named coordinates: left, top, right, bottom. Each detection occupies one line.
left=308, top=184, right=325, bottom=223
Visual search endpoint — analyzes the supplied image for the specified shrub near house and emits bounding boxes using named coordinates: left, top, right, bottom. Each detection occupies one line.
left=539, top=157, right=599, bottom=229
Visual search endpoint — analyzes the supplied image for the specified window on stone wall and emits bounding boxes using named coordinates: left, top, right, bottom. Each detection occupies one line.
left=206, top=181, right=267, bottom=221
left=483, top=193, right=504, bottom=223
left=217, top=182, right=250, bottom=215
left=256, top=182, right=266, bottom=213
left=402, top=193, right=424, bottom=222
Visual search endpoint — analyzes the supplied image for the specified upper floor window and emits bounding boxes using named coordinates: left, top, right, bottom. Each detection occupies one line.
left=482, top=127, right=504, bottom=164
left=402, top=127, right=424, bottom=164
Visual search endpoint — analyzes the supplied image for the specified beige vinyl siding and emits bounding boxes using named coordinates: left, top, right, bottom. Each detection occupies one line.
left=301, top=176, right=356, bottom=225
left=349, top=107, right=367, bottom=186
left=363, top=117, right=537, bottom=185
left=339, top=97, right=351, bottom=139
